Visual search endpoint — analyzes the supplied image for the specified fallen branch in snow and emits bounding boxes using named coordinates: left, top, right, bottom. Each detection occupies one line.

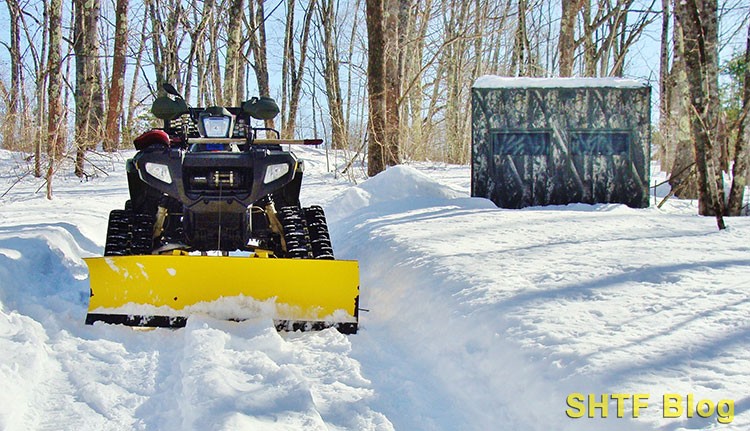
left=77, top=152, right=112, bottom=179
left=0, top=169, right=32, bottom=199
left=655, top=161, right=696, bottom=208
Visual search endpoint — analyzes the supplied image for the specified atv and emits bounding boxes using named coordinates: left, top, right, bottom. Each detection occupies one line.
left=84, top=84, right=359, bottom=333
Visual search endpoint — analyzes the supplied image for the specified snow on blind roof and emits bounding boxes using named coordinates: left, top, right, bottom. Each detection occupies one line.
left=472, top=75, right=648, bottom=89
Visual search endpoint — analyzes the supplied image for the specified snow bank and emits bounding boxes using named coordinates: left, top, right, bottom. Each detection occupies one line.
left=328, top=165, right=460, bottom=217
left=327, top=164, right=494, bottom=224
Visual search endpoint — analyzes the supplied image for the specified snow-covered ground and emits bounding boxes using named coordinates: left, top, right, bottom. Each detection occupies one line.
left=1, top=146, right=749, bottom=430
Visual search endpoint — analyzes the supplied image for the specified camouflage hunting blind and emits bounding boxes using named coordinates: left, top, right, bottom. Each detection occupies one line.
left=471, top=76, right=651, bottom=209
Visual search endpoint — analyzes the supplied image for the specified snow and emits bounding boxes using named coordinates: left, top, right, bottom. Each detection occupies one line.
left=2, top=146, right=750, bottom=430
left=473, top=75, right=648, bottom=89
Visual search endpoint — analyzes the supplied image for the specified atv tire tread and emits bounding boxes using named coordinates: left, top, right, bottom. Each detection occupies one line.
left=277, top=206, right=312, bottom=259
left=303, top=206, right=334, bottom=259
left=277, top=205, right=336, bottom=260
left=103, top=207, right=155, bottom=256
left=104, top=210, right=131, bottom=256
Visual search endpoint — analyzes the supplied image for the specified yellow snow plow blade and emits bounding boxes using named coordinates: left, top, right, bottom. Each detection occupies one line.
left=84, top=255, right=359, bottom=333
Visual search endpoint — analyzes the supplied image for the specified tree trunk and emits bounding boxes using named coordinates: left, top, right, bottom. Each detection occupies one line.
left=366, top=0, right=386, bottom=176
left=73, top=0, right=104, bottom=176
left=282, top=0, right=316, bottom=139
left=148, top=0, right=182, bottom=96
left=657, top=0, right=671, bottom=166
left=223, top=0, right=245, bottom=106
left=383, top=0, right=400, bottom=165
left=281, top=0, right=294, bottom=135
left=4, top=0, right=22, bottom=150
left=559, top=0, right=581, bottom=76
left=668, top=11, right=699, bottom=198
left=727, top=23, right=750, bottom=216
left=581, top=0, right=596, bottom=77
left=249, top=0, right=275, bottom=130
left=125, top=9, right=149, bottom=143
left=47, top=0, right=64, bottom=199
left=319, top=0, right=347, bottom=150
left=675, top=0, right=725, bottom=229
left=35, top=1, right=49, bottom=178
left=104, top=0, right=129, bottom=152
left=209, top=15, right=222, bottom=104
left=511, top=0, right=529, bottom=76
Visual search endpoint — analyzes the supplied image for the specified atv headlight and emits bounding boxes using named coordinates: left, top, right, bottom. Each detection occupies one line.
left=201, top=116, right=232, bottom=138
left=145, top=162, right=172, bottom=184
left=263, top=163, right=290, bottom=184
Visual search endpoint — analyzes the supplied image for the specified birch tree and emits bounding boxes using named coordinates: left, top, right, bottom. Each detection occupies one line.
left=73, top=0, right=105, bottom=176
left=3, top=0, right=22, bottom=150
left=47, top=0, right=64, bottom=199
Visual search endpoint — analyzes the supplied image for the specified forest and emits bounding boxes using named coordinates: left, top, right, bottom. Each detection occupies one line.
left=0, top=0, right=748, bottom=224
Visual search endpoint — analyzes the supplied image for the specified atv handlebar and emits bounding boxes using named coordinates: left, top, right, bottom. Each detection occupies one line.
left=149, top=85, right=323, bottom=151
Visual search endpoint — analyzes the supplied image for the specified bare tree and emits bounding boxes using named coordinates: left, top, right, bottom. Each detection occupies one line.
left=184, top=0, right=214, bottom=105
left=318, top=0, right=347, bottom=149
left=675, top=0, right=725, bottom=228
left=281, top=0, right=316, bottom=139
left=510, top=0, right=532, bottom=76
left=441, top=0, right=475, bottom=163
left=35, top=0, right=49, bottom=178
left=104, top=0, right=130, bottom=151
left=248, top=0, right=274, bottom=130
left=657, top=0, right=671, bottom=165
left=727, top=22, right=750, bottom=216
left=366, top=0, right=387, bottom=175
left=73, top=0, right=105, bottom=176
left=147, top=0, right=184, bottom=95
left=398, top=0, right=428, bottom=159
left=383, top=0, right=401, bottom=165
left=223, top=0, right=246, bottom=105
left=667, top=7, right=699, bottom=198
left=3, top=0, right=23, bottom=150
left=47, top=0, right=64, bottom=199
left=559, top=0, right=582, bottom=76
left=125, top=7, right=149, bottom=141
